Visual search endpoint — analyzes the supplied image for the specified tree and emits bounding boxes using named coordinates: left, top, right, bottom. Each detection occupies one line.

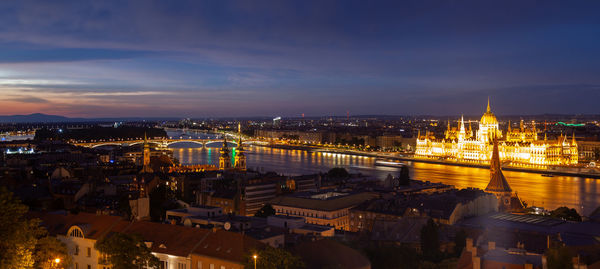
left=398, top=166, right=410, bottom=186
left=34, top=236, right=71, bottom=269
left=95, top=232, right=160, bottom=269
left=0, top=187, right=45, bottom=269
left=255, top=204, right=276, bottom=218
left=420, top=218, right=442, bottom=262
left=149, top=184, right=176, bottom=221
left=327, top=167, right=349, bottom=179
left=453, top=230, right=467, bottom=257
left=550, top=207, right=582, bottom=222
left=363, top=245, right=419, bottom=269
left=0, top=187, right=70, bottom=269
left=245, top=247, right=305, bottom=269
left=546, top=245, right=574, bottom=269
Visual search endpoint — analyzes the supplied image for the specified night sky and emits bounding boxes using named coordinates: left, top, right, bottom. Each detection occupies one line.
left=1, top=1, right=599, bottom=117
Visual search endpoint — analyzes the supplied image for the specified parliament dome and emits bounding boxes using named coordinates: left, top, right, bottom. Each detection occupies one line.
left=480, top=99, right=498, bottom=125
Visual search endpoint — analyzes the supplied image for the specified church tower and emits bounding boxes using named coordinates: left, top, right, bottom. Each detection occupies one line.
left=140, top=133, right=153, bottom=174
left=219, top=135, right=233, bottom=170
left=234, top=123, right=247, bottom=171
left=485, top=135, right=522, bottom=211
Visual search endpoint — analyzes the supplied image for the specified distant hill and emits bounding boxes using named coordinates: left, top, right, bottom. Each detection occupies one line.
left=0, top=113, right=81, bottom=123
left=0, top=113, right=181, bottom=123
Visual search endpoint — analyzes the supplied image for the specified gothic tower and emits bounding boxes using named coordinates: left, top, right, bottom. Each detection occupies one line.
left=140, top=133, right=153, bottom=174
left=219, top=135, right=232, bottom=170
left=485, top=135, right=522, bottom=211
left=234, top=123, right=247, bottom=171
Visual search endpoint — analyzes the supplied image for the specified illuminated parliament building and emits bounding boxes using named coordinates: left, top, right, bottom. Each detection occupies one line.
left=415, top=99, right=578, bottom=166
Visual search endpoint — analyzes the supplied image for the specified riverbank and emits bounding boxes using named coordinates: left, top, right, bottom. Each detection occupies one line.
left=254, top=143, right=600, bottom=179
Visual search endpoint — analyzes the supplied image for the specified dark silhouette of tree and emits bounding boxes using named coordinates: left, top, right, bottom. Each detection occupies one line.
left=363, top=245, right=419, bottom=269
left=550, top=207, right=582, bottom=222
left=255, top=204, right=276, bottom=218
left=0, top=187, right=70, bottom=269
left=149, top=184, right=176, bottom=222
left=420, top=218, right=442, bottom=262
left=327, top=167, right=349, bottom=179
left=398, top=166, right=410, bottom=186
left=453, top=230, right=467, bottom=257
left=546, top=245, right=574, bottom=269
left=95, top=232, right=160, bottom=269
left=34, top=236, right=72, bottom=269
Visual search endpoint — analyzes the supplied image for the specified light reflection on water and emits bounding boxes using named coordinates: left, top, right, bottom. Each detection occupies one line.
left=167, top=131, right=600, bottom=215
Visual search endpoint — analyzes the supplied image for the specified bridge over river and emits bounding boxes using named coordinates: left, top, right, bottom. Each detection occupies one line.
left=75, top=138, right=266, bottom=148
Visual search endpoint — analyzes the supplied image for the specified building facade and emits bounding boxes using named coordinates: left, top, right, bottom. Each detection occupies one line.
left=415, top=99, right=578, bottom=167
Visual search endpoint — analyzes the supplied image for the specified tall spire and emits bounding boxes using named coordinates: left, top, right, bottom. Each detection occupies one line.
left=485, top=135, right=512, bottom=193
left=486, top=96, right=491, bottom=113
left=234, top=122, right=246, bottom=170
left=572, top=131, right=577, bottom=145
left=460, top=115, right=465, bottom=133
left=508, top=120, right=511, bottom=132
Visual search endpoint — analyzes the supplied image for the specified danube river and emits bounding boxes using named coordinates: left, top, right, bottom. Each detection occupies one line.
left=167, top=130, right=600, bottom=216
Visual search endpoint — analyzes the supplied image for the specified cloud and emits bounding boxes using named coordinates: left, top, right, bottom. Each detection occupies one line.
left=7, top=96, right=50, bottom=104
left=0, top=47, right=154, bottom=63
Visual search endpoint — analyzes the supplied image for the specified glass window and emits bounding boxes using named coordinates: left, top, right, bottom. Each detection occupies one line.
left=87, top=247, right=91, bottom=257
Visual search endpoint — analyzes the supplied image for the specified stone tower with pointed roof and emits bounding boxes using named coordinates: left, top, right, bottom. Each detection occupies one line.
left=486, top=136, right=522, bottom=211
left=234, top=123, right=246, bottom=171
left=140, top=133, right=153, bottom=174
left=219, top=135, right=232, bottom=170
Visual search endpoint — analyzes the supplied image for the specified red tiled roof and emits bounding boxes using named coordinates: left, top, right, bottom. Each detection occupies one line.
left=121, top=221, right=211, bottom=257
left=192, top=229, right=264, bottom=263
left=32, top=212, right=124, bottom=240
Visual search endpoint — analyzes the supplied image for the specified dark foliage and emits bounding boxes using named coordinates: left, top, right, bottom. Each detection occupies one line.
left=546, top=245, right=574, bottom=269
left=398, top=166, right=410, bottom=186
left=550, top=207, right=582, bottom=222
left=420, top=218, right=442, bottom=262
left=255, top=204, right=276, bottom=218
left=327, top=167, right=349, bottom=179
left=363, top=245, right=419, bottom=269
left=149, top=184, right=177, bottom=222
left=453, top=230, right=467, bottom=257
left=95, top=232, right=160, bottom=269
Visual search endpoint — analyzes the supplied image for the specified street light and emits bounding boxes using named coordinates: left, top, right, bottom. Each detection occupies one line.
left=52, top=258, right=61, bottom=269
left=253, top=254, right=257, bottom=269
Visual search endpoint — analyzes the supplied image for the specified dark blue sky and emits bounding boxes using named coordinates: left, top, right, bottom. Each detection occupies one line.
left=0, top=1, right=599, bottom=117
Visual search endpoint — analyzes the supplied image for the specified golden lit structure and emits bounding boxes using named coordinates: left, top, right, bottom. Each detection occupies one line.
left=415, top=98, right=578, bottom=167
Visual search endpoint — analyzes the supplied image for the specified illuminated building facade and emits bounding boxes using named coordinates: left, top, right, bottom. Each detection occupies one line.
left=415, top=99, right=578, bottom=166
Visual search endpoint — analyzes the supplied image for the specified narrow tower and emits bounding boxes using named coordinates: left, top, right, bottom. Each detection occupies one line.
left=219, top=135, right=232, bottom=170
left=485, top=135, right=522, bottom=211
left=234, top=123, right=247, bottom=171
left=140, top=133, right=153, bottom=173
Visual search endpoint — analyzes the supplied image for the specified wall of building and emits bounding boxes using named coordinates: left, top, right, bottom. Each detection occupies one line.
left=57, top=234, right=101, bottom=269
left=152, top=253, right=190, bottom=269
left=273, top=205, right=351, bottom=230
left=191, top=255, right=244, bottom=269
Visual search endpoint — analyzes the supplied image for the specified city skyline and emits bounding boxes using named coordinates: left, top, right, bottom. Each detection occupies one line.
left=1, top=1, right=600, bottom=117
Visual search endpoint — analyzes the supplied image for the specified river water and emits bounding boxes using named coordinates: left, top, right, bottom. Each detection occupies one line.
left=167, top=130, right=600, bottom=216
